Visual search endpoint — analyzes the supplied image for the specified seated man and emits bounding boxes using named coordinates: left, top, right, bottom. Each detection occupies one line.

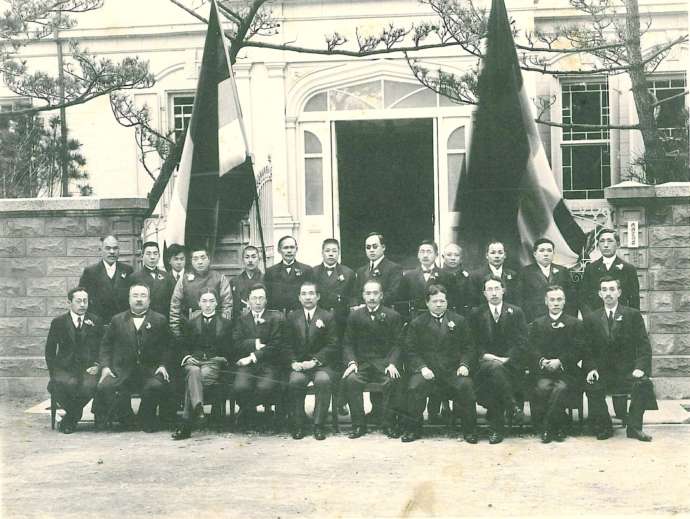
left=172, top=289, right=233, bottom=440
left=528, top=285, right=584, bottom=443
left=402, top=284, right=478, bottom=444
left=232, top=283, right=285, bottom=428
left=97, top=283, right=174, bottom=432
left=469, top=276, right=528, bottom=444
left=342, top=280, right=404, bottom=439
left=583, top=276, right=658, bottom=441
left=45, top=287, right=104, bottom=434
left=285, top=281, right=339, bottom=441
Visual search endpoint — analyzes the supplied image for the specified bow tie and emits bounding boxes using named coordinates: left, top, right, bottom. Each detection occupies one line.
left=203, top=315, right=215, bottom=322
left=129, top=311, right=147, bottom=318
left=325, top=266, right=336, bottom=273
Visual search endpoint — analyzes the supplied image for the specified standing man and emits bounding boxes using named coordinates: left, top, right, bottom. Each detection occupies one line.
left=169, top=246, right=232, bottom=337
left=232, top=283, right=285, bottom=428
left=79, top=235, right=133, bottom=323
left=45, top=287, right=104, bottom=434
left=399, top=240, right=448, bottom=319
left=582, top=276, right=657, bottom=441
left=528, top=285, right=584, bottom=443
left=342, top=280, right=404, bottom=439
left=470, top=276, right=529, bottom=444
left=285, top=281, right=339, bottom=441
left=518, top=238, right=577, bottom=323
left=440, top=243, right=476, bottom=317
left=402, top=285, right=478, bottom=444
left=470, top=240, right=519, bottom=307
left=354, top=232, right=403, bottom=307
left=579, top=228, right=640, bottom=314
left=96, top=283, right=174, bottom=432
left=172, top=290, right=233, bottom=440
left=165, top=244, right=187, bottom=283
left=128, top=241, right=176, bottom=319
left=229, top=245, right=264, bottom=322
left=264, top=236, right=313, bottom=315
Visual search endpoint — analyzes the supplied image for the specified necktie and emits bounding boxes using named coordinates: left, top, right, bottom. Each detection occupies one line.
left=77, top=316, right=82, bottom=330
left=150, top=269, right=157, bottom=279
left=326, top=267, right=335, bottom=276
left=369, top=262, right=375, bottom=273
left=254, top=314, right=261, bottom=325
left=370, top=311, right=376, bottom=321
left=607, top=311, right=614, bottom=332
left=493, top=307, right=500, bottom=323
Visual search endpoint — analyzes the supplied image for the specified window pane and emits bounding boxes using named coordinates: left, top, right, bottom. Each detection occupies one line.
left=562, top=82, right=609, bottom=140
left=304, top=92, right=327, bottom=112
left=172, top=95, right=195, bottom=141
left=384, top=81, right=421, bottom=108
left=392, top=88, right=437, bottom=109
left=304, top=131, right=322, bottom=154
left=447, top=153, right=465, bottom=211
left=329, top=81, right=382, bottom=110
left=447, top=126, right=466, bottom=149
left=305, top=157, right=324, bottom=215
left=562, top=144, right=610, bottom=199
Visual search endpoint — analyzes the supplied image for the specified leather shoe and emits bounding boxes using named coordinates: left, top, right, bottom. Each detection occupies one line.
left=142, top=423, right=158, bottom=433
left=291, top=428, right=305, bottom=440
left=555, top=430, right=567, bottom=442
left=596, top=428, right=613, bottom=440
left=348, top=426, right=367, bottom=439
left=401, top=431, right=421, bottom=443
left=58, top=421, right=75, bottom=434
left=626, top=427, right=652, bottom=442
left=382, top=425, right=401, bottom=439
left=488, top=430, right=504, bottom=444
left=541, top=431, right=552, bottom=444
left=313, top=427, right=326, bottom=441
left=171, top=424, right=191, bottom=440
left=463, top=433, right=478, bottom=444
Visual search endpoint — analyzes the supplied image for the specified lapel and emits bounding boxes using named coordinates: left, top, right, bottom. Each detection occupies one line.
left=482, top=306, right=494, bottom=339
left=64, top=312, right=77, bottom=347
left=596, top=308, right=611, bottom=339
left=97, top=261, right=112, bottom=285
left=610, top=306, right=624, bottom=338
left=215, top=315, right=224, bottom=337
left=430, top=313, right=447, bottom=344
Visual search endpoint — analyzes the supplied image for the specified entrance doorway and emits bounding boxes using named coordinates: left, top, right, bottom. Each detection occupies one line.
left=335, top=119, right=434, bottom=269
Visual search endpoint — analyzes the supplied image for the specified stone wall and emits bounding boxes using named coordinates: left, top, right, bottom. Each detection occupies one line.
left=606, top=181, right=690, bottom=398
left=0, top=197, right=148, bottom=398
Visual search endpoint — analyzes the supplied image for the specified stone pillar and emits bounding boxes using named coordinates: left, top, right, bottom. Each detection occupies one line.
left=606, top=181, right=690, bottom=398
left=0, top=197, right=149, bottom=399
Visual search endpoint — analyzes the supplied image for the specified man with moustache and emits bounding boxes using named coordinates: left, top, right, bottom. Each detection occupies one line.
left=440, top=243, right=476, bottom=317
left=470, top=240, right=519, bottom=307
left=229, top=245, right=264, bottom=322
left=128, top=241, right=176, bottom=319
left=354, top=232, right=403, bottom=307
left=264, top=236, right=313, bottom=315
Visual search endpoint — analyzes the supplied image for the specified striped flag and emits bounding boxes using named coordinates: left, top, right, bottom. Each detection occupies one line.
left=164, top=0, right=252, bottom=250
left=456, top=0, right=585, bottom=268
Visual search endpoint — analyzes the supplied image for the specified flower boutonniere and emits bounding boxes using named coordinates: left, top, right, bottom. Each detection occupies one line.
left=506, top=273, right=513, bottom=280
left=551, top=322, right=565, bottom=329
left=552, top=267, right=559, bottom=274
left=430, top=271, right=438, bottom=279
left=616, top=263, right=624, bottom=271
left=157, top=273, right=165, bottom=280
left=84, top=318, right=94, bottom=327
left=256, top=317, right=265, bottom=325
left=506, top=307, right=513, bottom=315
left=120, top=272, right=127, bottom=279
left=377, top=312, right=386, bottom=322
left=372, top=269, right=381, bottom=278
left=448, top=321, right=456, bottom=330
left=615, top=315, right=623, bottom=322
left=145, top=322, right=152, bottom=330
left=462, top=271, right=469, bottom=278
left=314, top=319, right=325, bottom=329
left=338, top=274, right=345, bottom=282
left=187, top=273, right=195, bottom=281
left=294, top=269, right=302, bottom=277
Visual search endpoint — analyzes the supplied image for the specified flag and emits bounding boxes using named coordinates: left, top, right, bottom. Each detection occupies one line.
left=164, top=0, right=253, bottom=251
left=456, top=0, right=585, bottom=268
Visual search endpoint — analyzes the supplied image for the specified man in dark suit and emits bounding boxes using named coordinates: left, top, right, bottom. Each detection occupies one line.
left=232, top=283, right=285, bottom=428
left=440, top=243, right=476, bottom=317
left=400, top=240, right=448, bottom=319
left=470, top=276, right=529, bottom=444
left=285, top=281, right=339, bottom=440
left=342, top=279, right=404, bottom=439
left=172, top=289, right=233, bottom=440
left=528, top=285, right=584, bottom=443
left=354, top=232, right=403, bottom=308
left=164, top=243, right=187, bottom=283
left=264, top=236, right=313, bottom=315
left=44, top=287, right=104, bottom=433
left=582, top=276, right=657, bottom=442
left=229, top=245, right=264, bottom=323
left=470, top=240, right=519, bottom=307
left=402, top=284, right=478, bottom=444
left=96, top=283, right=174, bottom=432
left=128, top=241, right=176, bottom=319
left=78, top=235, right=133, bottom=323
left=579, top=228, right=640, bottom=314
left=518, top=238, right=577, bottom=323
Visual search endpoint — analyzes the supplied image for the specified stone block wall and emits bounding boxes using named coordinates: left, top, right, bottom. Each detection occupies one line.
left=0, top=197, right=148, bottom=399
left=606, top=181, right=690, bottom=398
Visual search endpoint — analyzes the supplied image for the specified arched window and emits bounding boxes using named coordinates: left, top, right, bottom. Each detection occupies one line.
left=447, top=126, right=466, bottom=211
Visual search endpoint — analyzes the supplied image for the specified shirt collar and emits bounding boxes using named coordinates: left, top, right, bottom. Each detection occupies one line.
left=490, top=303, right=503, bottom=315
left=430, top=312, right=444, bottom=319
left=202, top=312, right=215, bottom=319
left=489, top=264, right=503, bottom=276
left=538, top=263, right=551, bottom=277
left=549, top=312, right=563, bottom=321
left=103, top=260, right=117, bottom=273
left=371, top=257, right=384, bottom=269
left=323, top=263, right=337, bottom=270
left=69, top=311, right=84, bottom=326
left=367, top=305, right=380, bottom=314
left=253, top=310, right=264, bottom=320
left=605, top=305, right=618, bottom=317
left=602, top=256, right=616, bottom=269
left=282, top=259, right=295, bottom=267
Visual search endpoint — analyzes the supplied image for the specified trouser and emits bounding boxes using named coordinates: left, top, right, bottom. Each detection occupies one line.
left=343, top=367, right=401, bottom=428
left=288, top=368, right=334, bottom=428
left=232, top=365, right=282, bottom=412
left=475, top=359, right=520, bottom=434
left=181, top=357, right=227, bottom=421
left=585, top=376, right=657, bottom=432
left=531, top=377, right=570, bottom=432
left=49, top=370, right=98, bottom=425
left=406, top=372, right=477, bottom=434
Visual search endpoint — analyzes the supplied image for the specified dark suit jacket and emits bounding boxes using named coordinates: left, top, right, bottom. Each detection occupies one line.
left=469, top=303, right=528, bottom=369
left=354, top=257, right=403, bottom=307
left=518, top=263, right=577, bottom=323
left=582, top=306, right=652, bottom=388
left=128, top=268, right=176, bottom=319
left=405, top=311, right=476, bottom=376
left=231, top=309, right=285, bottom=368
left=528, top=314, right=584, bottom=383
left=342, top=305, right=403, bottom=372
left=285, top=307, right=339, bottom=367
left=579, top=256, right=640, bottom=314
left=229, top=270, right=264, bottom=321
left=79, top=261, right=133, bottom=323
left=311, top=263, right=356, bottom=319
left=180, top=313, right=233, bottom=362
left=264, top=261, right=313, bottom=313
left=99, top=310, right=173, bottom=381
left=470, top=265, right=520, bottom=307
left=45, top=312, right=104, bottom=378
left=399, top=266, right=449, bottom=313
left=440, top=266, right=476, bottom=316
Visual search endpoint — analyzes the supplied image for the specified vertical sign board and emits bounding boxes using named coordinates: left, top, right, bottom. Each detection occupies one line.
left=627, top=220, right=639, bottom=248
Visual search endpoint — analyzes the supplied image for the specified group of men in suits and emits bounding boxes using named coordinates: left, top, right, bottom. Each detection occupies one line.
left=45, top=228, right=656, bottom=444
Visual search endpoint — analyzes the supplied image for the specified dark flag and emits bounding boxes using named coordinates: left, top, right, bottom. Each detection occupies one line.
left=456, top=0, right=585, bottom=268
left=165, top=0, right=254, bottom=252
